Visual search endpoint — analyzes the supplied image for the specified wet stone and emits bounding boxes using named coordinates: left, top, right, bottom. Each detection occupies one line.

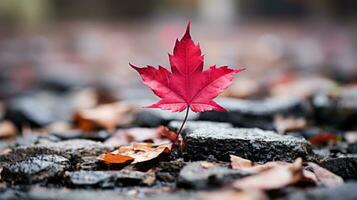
left=65, top=170, right=156, bottom=188
left=198, top=97, right=310, bottom=130
left=77, top=156, right=101, bottom=170
left=168, top=121, right=232, bottom=137
left=0, top=187, right=128, bottom=200
left=0, top=133, right=61, bottom=150
left=1, top=154, right=70, bottom=184
left=183, top=127, right=312, bottom=162
left=13, top=139, right=110, bottom=160
left=156, top=159, right=186, bottom=183
left=347, top=143, right=357, bottom=154
left=4, top=91, right=74, bottom=129
left=65, top=171, right=115, bottom=188
left=145, top=192, right=198, bottom=200
left=312, top=89, right=357, bottom=130
left=178, top=161, right=244, bottom=189
left=51, top=130, right=111, bottom=142
left=285, top=182, right=357, bottom=200
left=1, top=139, right=110, bottom=173
left=321, top=156, right=357, bottom=180
left=14, top=134, right=61, bottom=147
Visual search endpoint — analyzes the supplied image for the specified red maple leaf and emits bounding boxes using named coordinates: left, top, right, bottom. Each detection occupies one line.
left=130, top=22, right=245, bottom=113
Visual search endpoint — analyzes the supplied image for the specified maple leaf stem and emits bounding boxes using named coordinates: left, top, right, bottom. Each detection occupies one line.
left=175, top=106, right=190, bottom=142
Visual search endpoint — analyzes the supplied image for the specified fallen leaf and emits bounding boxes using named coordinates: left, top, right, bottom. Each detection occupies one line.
left=100, top=152, right=134, bottom=164
left=230, top=155, right=342, bottom=188
left=274, top=115, right=307, bottom=134
left=230, top=155, right=289, bottom=174
left=308, top=132, right=338, bottom=145
left=233, top=158, right=303, bottom=190
left=130, top=22, right=245, bottom=112
left=104, top=128, right=160, bottom=147
left=157, top=126, right=178, bottom=142
left=101, top=142, right=172, bottom=165
left=74, top=102, right=136, bottom=131
left=0, top=121, right=17, bottom=139
left=306, top=162, right=343, bottom=187
left=230, top=155, right=253, bottom=170
left=198, top=190, right=268, bottom=200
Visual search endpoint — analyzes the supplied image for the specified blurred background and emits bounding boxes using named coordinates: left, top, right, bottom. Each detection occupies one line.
left=0, top=0, right=356, bottom=99
left=0, top=0, right=357, bottom=133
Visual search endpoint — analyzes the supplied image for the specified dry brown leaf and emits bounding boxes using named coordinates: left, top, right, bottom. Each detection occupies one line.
left=104, top=128, right=161, bottom=147
left=100, top=152, right=134, bottom=164
left=302, top=168, right=318, bottom=183
left=245, top=161, right=291, bottom=173
left=306, top=162, right=343, bottom=187
left=230, top=155, right=290, bottom=174
left=101, top=142, right=172, bottom=165
left=274, top=115, right=307, bottom=134
left=308, top=132, right=338, bottom=145
left=230, top=155, right=253, bottom=170
left=233, top=158, right=303, bottom=190
left=0, top=121, right=17, bottom=139
left=198, top=190, right=268, bottom=200
left=74, top=102, right=136, bottom=131
left=157, top=126, right=178, bottom=141
left=230, top=155, right=341, bottom=188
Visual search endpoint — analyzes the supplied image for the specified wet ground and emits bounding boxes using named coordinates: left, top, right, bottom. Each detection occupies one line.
left=0, top=22, right=357, bottom=200
left=0, top=84, right=356, bottom=199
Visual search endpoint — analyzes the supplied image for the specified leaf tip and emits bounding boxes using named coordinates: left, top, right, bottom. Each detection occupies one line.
left=182, top=21, right=191, bottom=39
left=129, top=63, right=138, bottom=69
left=234, top=67, right=246, bottom=73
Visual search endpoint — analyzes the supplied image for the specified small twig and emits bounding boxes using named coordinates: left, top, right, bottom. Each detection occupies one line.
left=175, top=106, right=190, bottom=142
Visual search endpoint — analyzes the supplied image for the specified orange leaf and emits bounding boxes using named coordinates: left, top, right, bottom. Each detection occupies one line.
left=101, top=152, right=134, bottom=164
left=102, top=142, right=172, bottom=166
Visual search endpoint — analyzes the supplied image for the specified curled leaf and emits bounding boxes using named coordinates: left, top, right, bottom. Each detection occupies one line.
left=230, top=155, right=253, bottom=170
left=74, top=102, right=136, bottom=131
left=100, top=142, right=172, bottom=166
left=233, top=158, right=303, bottom=190
left=306, top=162, right=343, bottom=187
left=157, top=125, right=178, bottom=141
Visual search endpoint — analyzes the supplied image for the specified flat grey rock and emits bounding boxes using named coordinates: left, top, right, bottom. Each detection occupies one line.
left=178, top=161, right=244, bottom=189
left=284, top=182, right=357, bottom=200
left=12, top=139, right=110, bottom=159
left=1, top=154, right=70, bottom=184
left=313, top=89, right=357, bottom=129
left=0, top=139, right=110, bottom=176
left=0, top=187, right=129, bottom=200
left=321, top=156, right=357, bottom=180
left=65, top=170, right=155, bottom=188
left=183, top=127, right=311, bottom=162
left=168, top=121, right=232, bottom=136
